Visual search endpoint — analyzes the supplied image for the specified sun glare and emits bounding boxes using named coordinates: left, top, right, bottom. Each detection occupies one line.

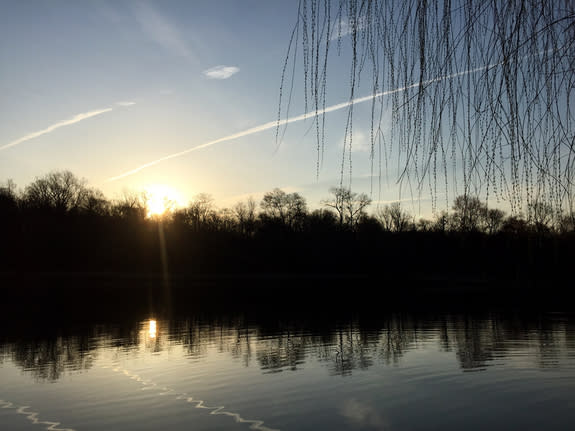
left=145, top=185, right=184, bottom=218
left=148, top=319, right=157, bottom=339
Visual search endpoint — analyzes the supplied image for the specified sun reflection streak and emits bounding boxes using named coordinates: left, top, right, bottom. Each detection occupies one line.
left=148, top=319, right=157, bottom=339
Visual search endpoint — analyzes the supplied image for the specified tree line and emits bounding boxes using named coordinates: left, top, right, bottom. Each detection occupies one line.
left=1, top=170, right=574, bottom=235
left=1, top=171, right=573, bottom=284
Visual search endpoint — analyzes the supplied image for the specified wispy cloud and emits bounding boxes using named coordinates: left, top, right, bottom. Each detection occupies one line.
left=340, top=130, right=371, bottom=153
left=107, top=61, right=503, bottom=182
left=133, top=2, right=196, bottom=62
left=373, top=197, right=422, bottom=206
left=0, top=102, right=136, bottom=152
left=330, top=16, right=368, bottom=41
left=203, top=65, right=240, bottom=80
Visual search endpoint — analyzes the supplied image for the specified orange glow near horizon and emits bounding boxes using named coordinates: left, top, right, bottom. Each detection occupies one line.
left=145, top=184, right=185, bottom=218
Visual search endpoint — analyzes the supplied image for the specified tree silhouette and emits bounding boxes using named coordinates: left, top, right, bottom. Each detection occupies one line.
left=528, top=200, right=555, bottom=233
left=111, top=189, right=147, bottom=220
left=233, top=196, right=258, bottom=236
left=23, top=171, right=91, bottom=213
left=186, top=193, right=216, bottom=231
left=377, top=202, right=413, bottom=232
left=0, top=180, right=18, bottom=214
left=260, top=188, right=308, bottom=230
left=485, top=208, right=506, bottom=235
left=82, top=188, right=110, bottom=216
left=451, top=195, right=487, bottom=232
left=322, top=186, right=371, bottom=228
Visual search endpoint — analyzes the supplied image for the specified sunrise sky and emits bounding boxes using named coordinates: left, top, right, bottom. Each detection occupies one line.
left=0, top=1, right=455, bottom=213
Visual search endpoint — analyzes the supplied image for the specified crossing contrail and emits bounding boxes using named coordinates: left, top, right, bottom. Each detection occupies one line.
left=106, top=62, right=499, bottom=182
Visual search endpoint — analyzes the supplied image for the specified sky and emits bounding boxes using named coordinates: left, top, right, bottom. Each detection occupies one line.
left=0, top=1, right=485, bottom=215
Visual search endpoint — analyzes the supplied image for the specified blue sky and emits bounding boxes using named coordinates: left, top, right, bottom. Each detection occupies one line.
left=0, top=1, right=445, bottom=214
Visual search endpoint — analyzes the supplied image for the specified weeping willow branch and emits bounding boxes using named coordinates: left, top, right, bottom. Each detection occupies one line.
left=279, top=0, right=575, bottom=217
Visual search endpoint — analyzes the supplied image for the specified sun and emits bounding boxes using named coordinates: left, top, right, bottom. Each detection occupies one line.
left=144, top=184, right=184, bottom=218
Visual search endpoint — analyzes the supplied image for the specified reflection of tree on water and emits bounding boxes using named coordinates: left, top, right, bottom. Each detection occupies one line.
left=331, top=326, right=374, bottom=375
left=378, top=315, right=426, bottom=366
left=325, top=316, right=439, bottom=375
left=1, top=322, right=151, bottom=381
left=6, top=336, right=96, bottom=381
left=171, top=317, right=255, bottom=361
left=452, top=316, right=496, bottom=370
left=2, top=312, right=574, bottom=380
left=435, top=313, right=575, bottom=371
left=168, top=313, right=575, bottom=375
left=257, top=330, right=307, bottom=373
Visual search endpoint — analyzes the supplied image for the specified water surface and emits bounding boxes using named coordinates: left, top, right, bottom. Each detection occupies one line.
left=1, top=300, right=575, bottom=431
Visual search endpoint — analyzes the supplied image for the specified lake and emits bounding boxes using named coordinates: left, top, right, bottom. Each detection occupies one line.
left=1, top=286, right=575, bottom=431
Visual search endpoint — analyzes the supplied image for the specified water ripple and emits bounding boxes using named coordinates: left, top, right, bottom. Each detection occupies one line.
left=0, top=399, right=76, bottom=431
left=102, top=366, right=279, bottom=431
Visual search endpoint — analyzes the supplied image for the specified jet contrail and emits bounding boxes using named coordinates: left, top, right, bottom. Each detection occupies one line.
left=0, top=101, right=137, bottom=152
left=0, top=108, right=113, bottom=152
left=106, top=62, right=500, bottom=182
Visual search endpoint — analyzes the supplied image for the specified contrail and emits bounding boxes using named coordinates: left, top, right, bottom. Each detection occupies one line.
left=0, top=101, right=135, bottom=152
left=106, top=62, right=499, bottom=182
left=0, top=108, right=112, bottom=152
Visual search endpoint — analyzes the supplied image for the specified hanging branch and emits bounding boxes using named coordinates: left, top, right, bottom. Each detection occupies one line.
left=278, top=0, right=575, bottom=218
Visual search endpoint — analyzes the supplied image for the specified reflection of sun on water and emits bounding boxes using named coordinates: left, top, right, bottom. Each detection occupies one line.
left=145, top=185, right=184, bottom=218
left=148, top=319, right=157, bottom=338
left=139, top=318, right=165, bottom=352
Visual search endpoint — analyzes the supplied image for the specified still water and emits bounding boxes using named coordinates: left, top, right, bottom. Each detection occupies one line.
left=1, top=305, right=575, bottom=431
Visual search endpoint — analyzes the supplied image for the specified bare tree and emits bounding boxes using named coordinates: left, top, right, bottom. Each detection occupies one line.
left=558, top=211, right=575, bottom=233
left=82, top=188, right=110, bottom=216
left=111, top=189, right=148, bottom=219
left=485, top=208, right=506, bottom=235
left=416, top=218, right=433, bottom=232
left=260, top=188, right=307, bottom=229
left=0, top=179, right=17, bottom=197
left=0, top=179, right=18, bottom=205
left=24, top=171, right=90, bottom=213
left=322, top=187, right=371, bottom=229
left=432, top=210, right=450, bottom=233
left=376, top=202, right=412, bottom=232
left=528, top=200, right=555, bottom=233
left=501, top=214, right=529, bottom=234
left=215, top=207, right=236, bottom=232
left=186, top=193, right=216, bottom=231
left=451, top=195, right=487, bottom=232
left=233, top=196, right=258, bottom=235
left=306, top=208, right=338, bottom=231
left=321, top=187, right=347, bottom=226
